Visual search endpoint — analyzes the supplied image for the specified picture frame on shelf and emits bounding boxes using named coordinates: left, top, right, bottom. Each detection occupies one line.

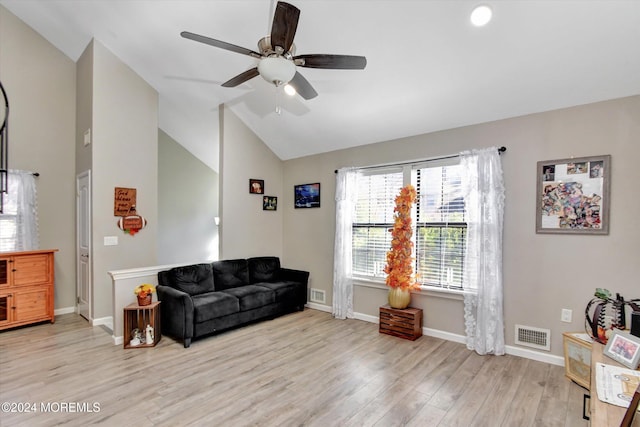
left=263, top=196, right=277, bottom=211
left=249, top=179, right=264, bottom=194
left=294, top=183, right=320, bottom=208
left=603, top=330, right=640, bottom=369
left=562, top=332, right=593, bottom=389
left=536, top=155, right=610, bottom=234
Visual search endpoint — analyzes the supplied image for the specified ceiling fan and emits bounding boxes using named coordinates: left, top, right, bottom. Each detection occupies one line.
left=181, top=1, right=366, bottom=100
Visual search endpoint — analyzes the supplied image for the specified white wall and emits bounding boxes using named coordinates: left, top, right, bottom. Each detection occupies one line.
left=0, top=6, right=77, bottom=309
left=75, top=41, right=92, bottom=174
left=219, top=105, right=283, bottom=260
left=90, top=40, right=158, bottom=320
left=158, top=129, right=219, bottom=264
left=282, top=96, right=640, bottom=358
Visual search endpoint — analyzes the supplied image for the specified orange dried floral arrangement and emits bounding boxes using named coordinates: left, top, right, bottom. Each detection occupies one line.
left=383, top=185, right=421, bottom=291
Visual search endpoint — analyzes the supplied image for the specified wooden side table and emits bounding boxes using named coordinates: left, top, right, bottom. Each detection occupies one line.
left=588, top=342, right=640, bottom=426
left=123, top=301, right=161, bottom=349
left=379, top=304, right=423, bottom=341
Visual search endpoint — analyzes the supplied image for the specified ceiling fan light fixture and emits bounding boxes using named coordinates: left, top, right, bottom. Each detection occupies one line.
left=258, top=56, right=296, bottom=86
left=284, top=84, right=296, bottom=96
left=470, top=5, right=492, bottom=26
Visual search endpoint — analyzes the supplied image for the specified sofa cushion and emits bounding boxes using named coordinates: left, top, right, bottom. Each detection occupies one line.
left=248, top=257, right=281, bottom=283
left=192, top=292, right=239, bottom=323
left=212, top=259, right=250, bottom=290
left=221, top=285, right=275, bottom=311
left=168, top=263, right=215, bottom=295
left=254, top=281, right=298, bottom=302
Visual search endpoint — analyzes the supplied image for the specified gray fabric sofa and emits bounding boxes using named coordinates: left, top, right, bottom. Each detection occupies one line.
left=157, top=256, right=309, bottom=347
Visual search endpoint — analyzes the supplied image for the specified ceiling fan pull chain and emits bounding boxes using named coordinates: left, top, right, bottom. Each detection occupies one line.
left=275, top=86, right=282, bottom=115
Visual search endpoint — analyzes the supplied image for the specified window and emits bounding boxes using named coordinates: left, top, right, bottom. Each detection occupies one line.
left=414, top=163, right=465, bottom=289
left=0, top=171, right=38, bottom=252
left=0, top=188, right=17, bottom=252
left=352, top=158, right=465, bottom=290
left=352, top=169, right=403, bottom=277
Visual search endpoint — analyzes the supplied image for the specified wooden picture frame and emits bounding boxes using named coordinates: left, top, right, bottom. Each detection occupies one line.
left=294, top=183, right=320, bottom=209
left=249, top=179, right=264, bottom=194
left=536, top=155, right=610, bottom=234
left=603, top=330, right=640, bottom=370
left=562, top=332, right=592, bottom=389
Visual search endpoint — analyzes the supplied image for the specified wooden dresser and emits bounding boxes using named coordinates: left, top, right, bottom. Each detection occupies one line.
left=0, top=249, right=57, bottom=330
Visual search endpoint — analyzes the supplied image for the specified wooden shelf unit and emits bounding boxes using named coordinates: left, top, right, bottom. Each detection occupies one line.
left=0, top=249, right=57, bottom=331
left=379, top=304, right=423, bottom=341
left=123, top=301, right=161, bottom=349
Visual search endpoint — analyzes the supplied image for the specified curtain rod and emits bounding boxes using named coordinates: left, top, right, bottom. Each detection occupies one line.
left=334, top=146, right=506, bottom=174
left=2, top=171, right=40, bottom=176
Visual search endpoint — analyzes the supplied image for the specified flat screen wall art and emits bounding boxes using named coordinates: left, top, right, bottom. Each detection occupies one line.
left=294, top=183, right=320, bottom=208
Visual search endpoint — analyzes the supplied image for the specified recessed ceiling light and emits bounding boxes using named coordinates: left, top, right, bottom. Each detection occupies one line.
left=470, top=5, right=492, bottom=27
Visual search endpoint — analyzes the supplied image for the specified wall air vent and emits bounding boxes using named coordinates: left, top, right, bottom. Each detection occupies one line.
left=515, top=324, right=551, bottom=351
left=309, top=288, right=326, bottom=304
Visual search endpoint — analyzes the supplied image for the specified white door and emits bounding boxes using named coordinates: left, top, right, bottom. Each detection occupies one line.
left=76, top=170, right=92, bottom=320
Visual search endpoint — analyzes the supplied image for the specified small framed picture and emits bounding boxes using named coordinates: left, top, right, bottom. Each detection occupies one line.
left=604, top=331, right=640, bottom=369
left=562, top=332, right=592, bottom=389
left=294, top=183, right=320, bottom=208
left=263, top=196, right=277, bottom=211
left=249, top=179, right=264, bottom=194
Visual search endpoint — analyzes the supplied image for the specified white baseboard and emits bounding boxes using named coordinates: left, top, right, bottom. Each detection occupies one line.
left=92, top=316, right=113, bottom=331
left=423, top=327, right=467, bottom=344
left=354, top=312, right=378, bottom=323
left=505, top=344, right=564, bottom=366
left=54, top=306, right=76, bottom=316
left=305, top=304, right=564, bottom=366
left=305, top=302, right=331, bottom=313
left=113, top=335, right=123, bottom=346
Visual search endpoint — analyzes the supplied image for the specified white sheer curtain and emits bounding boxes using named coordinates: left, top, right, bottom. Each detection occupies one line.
left=460, top=147, right=505, bottom=355
left=0, top=170, right=39, bottom=252
left=332, top=167, right=358, bottom=319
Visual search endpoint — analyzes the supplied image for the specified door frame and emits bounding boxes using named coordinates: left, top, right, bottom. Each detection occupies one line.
left=76, top=170, right=92, bottom=320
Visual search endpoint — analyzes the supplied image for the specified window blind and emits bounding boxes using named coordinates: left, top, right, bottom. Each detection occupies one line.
left=352, top=169, right=403, bottom=277
left=415, top=164, right=466, bottom=288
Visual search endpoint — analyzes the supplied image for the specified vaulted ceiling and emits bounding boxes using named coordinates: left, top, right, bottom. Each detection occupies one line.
left=2, top=1, right=639, bottom=172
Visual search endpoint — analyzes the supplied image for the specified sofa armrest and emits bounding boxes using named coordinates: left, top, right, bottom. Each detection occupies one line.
left=280, top=267, right=309, bottom=285
left=156, top=284, right=195, bottom=346
left=280, top=268, right=309, bottom=308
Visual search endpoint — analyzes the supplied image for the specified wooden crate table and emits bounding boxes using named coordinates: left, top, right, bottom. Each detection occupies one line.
left=123, top=301, right=161, bottom=349
left=379, top=304, right=423, bottom=341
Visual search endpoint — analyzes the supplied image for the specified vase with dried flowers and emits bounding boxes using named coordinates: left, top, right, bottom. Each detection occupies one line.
left=134, top=283, right=156, bottom=306
left=383, top=185, right=421, bottom=309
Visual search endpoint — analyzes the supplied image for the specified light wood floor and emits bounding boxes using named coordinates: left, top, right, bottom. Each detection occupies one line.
left=0, top=309, right=588, bottom=427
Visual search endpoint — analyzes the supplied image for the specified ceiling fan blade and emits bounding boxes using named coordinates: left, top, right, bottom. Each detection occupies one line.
left=222, top=68, right=260, bottom=87
left=181, top=31, right=262, bottom=58
left=294, top=54, right=367, bottom=70
left=288, top=72, right=318, bottom=100
left=271, top=2, right=300, bottom=53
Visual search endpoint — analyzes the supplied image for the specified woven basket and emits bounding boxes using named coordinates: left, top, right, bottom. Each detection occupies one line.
left=137, top=293, right=152, bottom=306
